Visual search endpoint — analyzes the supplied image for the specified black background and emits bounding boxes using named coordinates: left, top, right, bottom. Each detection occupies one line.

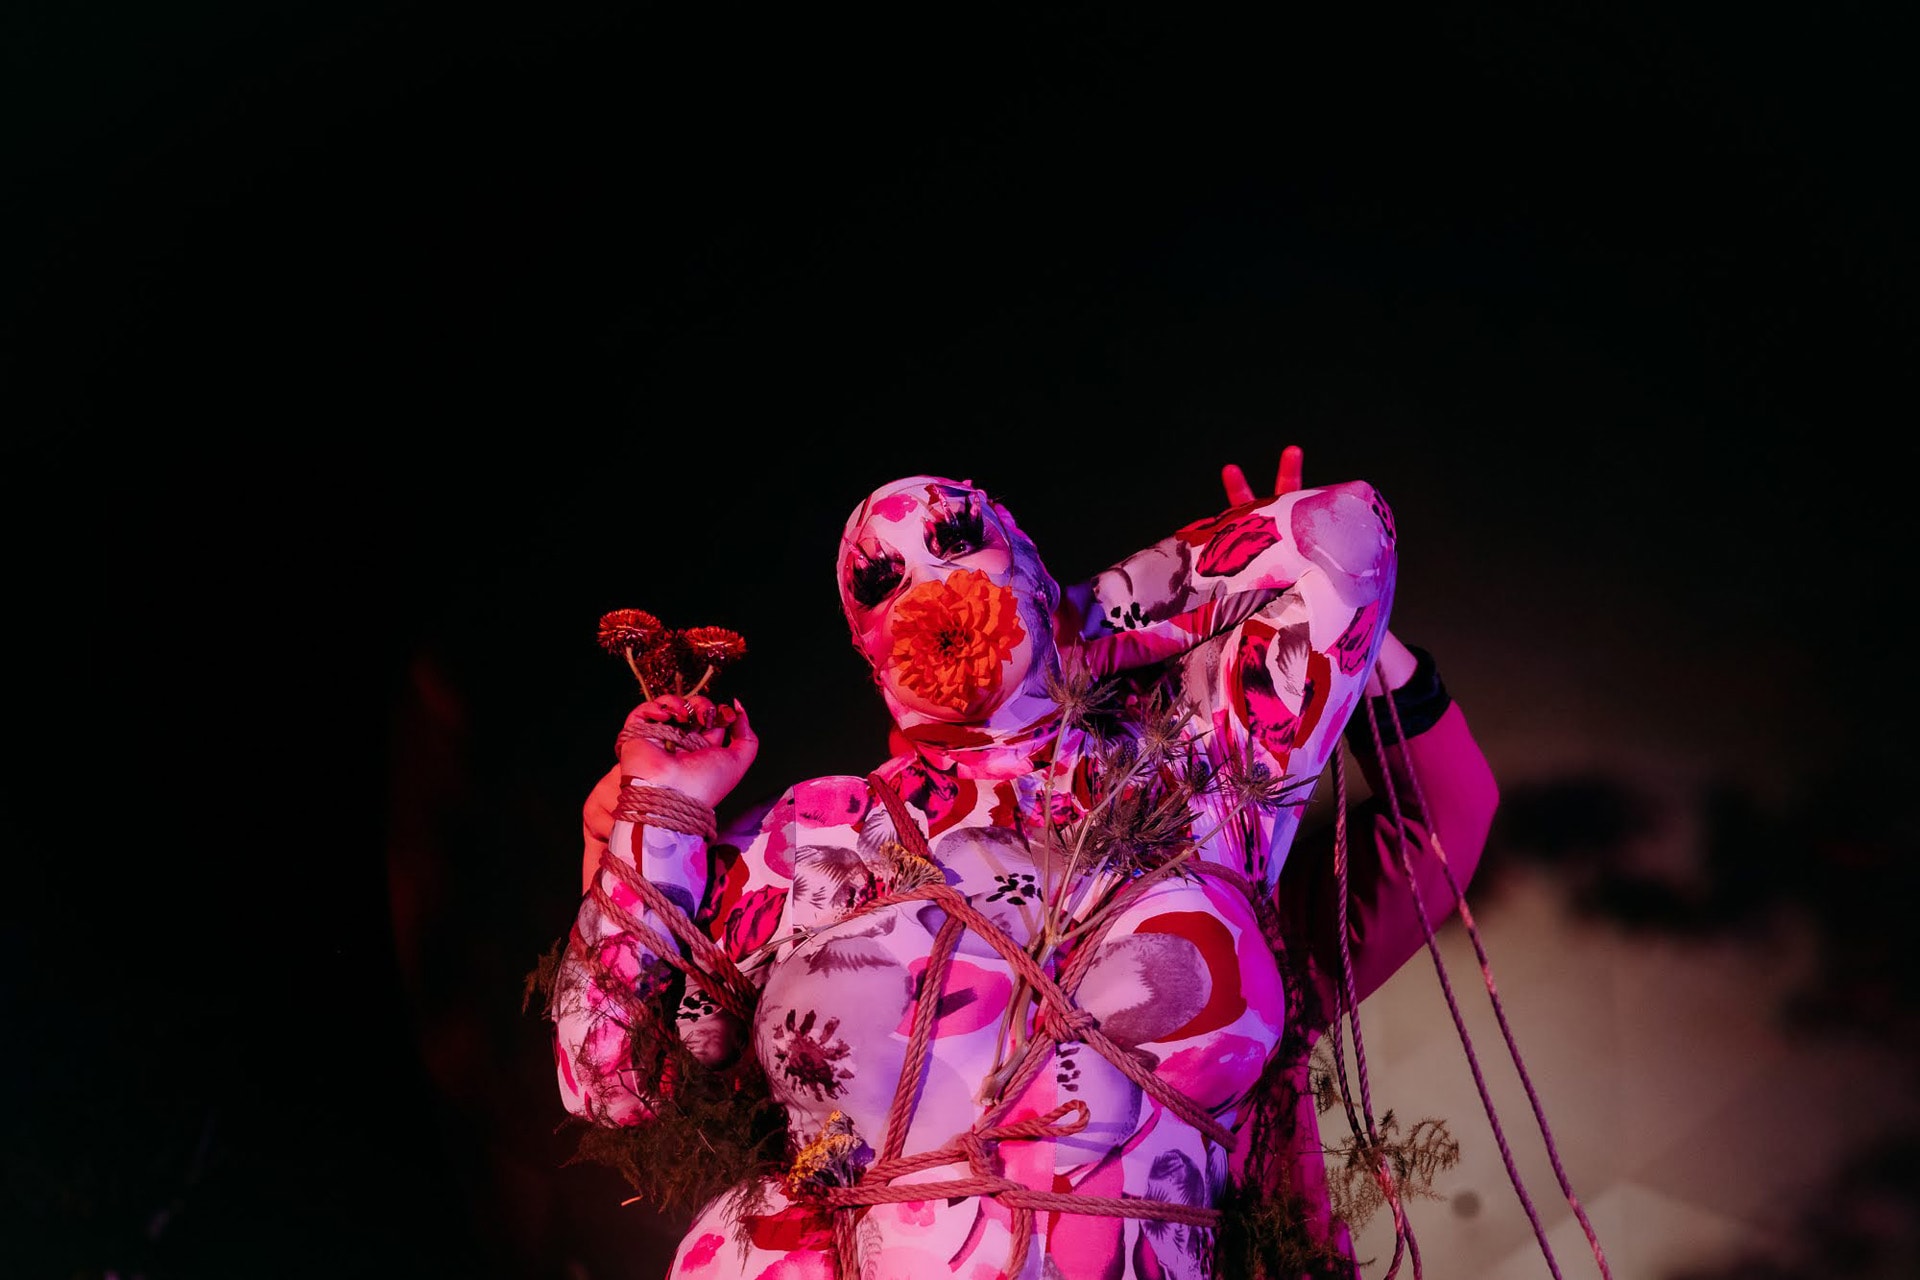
left=4, top=5, right=1915, bottom=1279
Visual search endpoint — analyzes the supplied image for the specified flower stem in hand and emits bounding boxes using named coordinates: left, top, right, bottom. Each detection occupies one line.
left=625, top=647, right=655, bottom=700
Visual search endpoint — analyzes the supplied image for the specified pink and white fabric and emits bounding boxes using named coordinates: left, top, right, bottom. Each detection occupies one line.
left=549, top=474, right=1482, bottom=1279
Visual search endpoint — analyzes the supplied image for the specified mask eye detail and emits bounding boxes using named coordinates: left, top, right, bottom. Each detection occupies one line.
left=927, top=491, right=988, bottom=559
left=847, top=538, right=904, bottom=609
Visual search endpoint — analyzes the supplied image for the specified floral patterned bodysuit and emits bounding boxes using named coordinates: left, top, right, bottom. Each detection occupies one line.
left=551, top=478, right=1402, bottom=1279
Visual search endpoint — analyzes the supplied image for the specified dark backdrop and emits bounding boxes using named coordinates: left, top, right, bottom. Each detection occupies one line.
left=4, top=6, right=1913, bottom=1279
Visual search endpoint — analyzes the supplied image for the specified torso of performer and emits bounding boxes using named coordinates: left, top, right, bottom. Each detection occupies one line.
left=550, top=472, right=1460, bottom=1280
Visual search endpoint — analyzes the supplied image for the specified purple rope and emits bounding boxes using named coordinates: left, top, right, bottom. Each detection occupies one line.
left=1329, top=748, right=1422, bottom=1278
left=1329, top=756, right=1374, bottom=1130
left=1371, top=692, right=1613, bottom=1279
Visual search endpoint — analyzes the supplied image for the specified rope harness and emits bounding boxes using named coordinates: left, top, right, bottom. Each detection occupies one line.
left=591, top=770, right=1274, bottom=1278
left=583, top=705, right=1613, bottom=1280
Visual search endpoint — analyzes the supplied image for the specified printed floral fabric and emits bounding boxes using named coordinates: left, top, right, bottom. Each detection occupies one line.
left=551, top=479, right=1432, bottom=1279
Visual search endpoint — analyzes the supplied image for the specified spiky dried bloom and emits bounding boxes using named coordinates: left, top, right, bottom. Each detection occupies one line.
left=680, top=626, right=748, bottom=669
left=1129, top=680, right=1196, bottom=771
left=598, top=608, right=667, bottom=656
left=1069, top=676, right=1220, bottom=877
left=1043, top=647, right=1125, bottom=739
left=1218, top=751, right=1313, bottom=816
left=1083, top=778, right=1202, bottom=881
left=984, top=665, right=1318, bottom=1104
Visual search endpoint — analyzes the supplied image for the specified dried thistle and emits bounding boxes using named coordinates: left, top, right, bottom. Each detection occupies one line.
left=1217, top=750, right=1314, bottom=816
left=984, top=669, right=1225, bottom=1099
left=1129, top=679, right=1196, bottom=771
left=1044, top=647, right=1124, bottom=737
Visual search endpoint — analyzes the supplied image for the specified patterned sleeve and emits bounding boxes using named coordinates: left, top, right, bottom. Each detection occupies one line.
left=1061, top=481, right=1399, bottom=889
left=1057, top=480, right=1396, bottom=681
left=549, top=781, right=795, bottom=1127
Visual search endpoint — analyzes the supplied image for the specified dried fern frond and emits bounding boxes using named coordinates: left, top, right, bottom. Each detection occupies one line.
left=1325, top=1111, right=1461, bottom=1232
left=524, top=938, right=789, bottom=1227
left=568, top=1011, right=790, bottom=1223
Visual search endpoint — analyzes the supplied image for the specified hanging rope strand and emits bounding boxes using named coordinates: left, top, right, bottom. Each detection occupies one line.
left=1359, top=697, right=1567, bottom=1280
left=1370, top=693, right=1613, bottom=1280
left=1328, top=743, right=1420, bottom=1279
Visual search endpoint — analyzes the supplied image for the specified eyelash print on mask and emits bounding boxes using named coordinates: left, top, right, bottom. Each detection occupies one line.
left=846, top=537, right=905, bottom=609
left=925, top=488, right=989, bottom=559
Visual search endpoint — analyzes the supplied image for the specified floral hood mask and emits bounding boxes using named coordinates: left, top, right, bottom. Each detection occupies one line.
left=838, top=476, right=1066, bottom=777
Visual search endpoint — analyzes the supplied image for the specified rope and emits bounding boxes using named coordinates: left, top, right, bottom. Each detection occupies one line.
left=587, top=707, right=1612, bottom=1280
left=821, top=1099, right=1220, bottom=1279
left=811, top=772, right=1244, bottom=1278
left=612, top=780, right=718, bottom=842
left=573, top=743, right=1348, bottom=1273
left=617, top=720, right=714, bottom=753
left=1327, top=744, right=1421, bottom=1279
left=851, top=792, right=1236, bottom=1148
left=1365, top=692, right=1613, bottom=1280
left=590, top=847, right=760, bottom=1022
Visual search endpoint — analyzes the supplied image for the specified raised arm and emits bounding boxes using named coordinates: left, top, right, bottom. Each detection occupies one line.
left=1056, top=472, right=1396, bottom=684
left=1070, top=451, right=1401, bottom=889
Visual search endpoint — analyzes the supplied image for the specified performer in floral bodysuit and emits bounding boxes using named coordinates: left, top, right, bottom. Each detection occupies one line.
left=545, top=453, right=1498, bottom=1279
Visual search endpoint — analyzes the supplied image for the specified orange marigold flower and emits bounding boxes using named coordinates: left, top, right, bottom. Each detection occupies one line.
left=886, top=569, right=1026, bottom=713
left=597, top=608, right=666, bottom=656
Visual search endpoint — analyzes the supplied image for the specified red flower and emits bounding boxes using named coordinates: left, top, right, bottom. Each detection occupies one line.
left=1330, top=599, right=1383, bottom=675
left=678, top=625, right=747, bottom=669
left=746, top=1201, right=836, bottom=1254
left=717, top=884, right=786, bottom=960
left=596, top=608, right=666, bottom=656
left=1191, top=510, right=1281, bottom=578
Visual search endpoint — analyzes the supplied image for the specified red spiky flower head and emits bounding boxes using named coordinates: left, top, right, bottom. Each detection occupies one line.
left=679, top=626, right=747, bottom=670
left=597, top=608, right=666, bottom=657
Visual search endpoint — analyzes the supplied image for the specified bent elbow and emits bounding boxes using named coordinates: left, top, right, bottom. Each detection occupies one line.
left=1291, top=481, right=1396, bottom=603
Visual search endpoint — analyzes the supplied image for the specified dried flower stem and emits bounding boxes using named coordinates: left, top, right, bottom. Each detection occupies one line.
left=625, top=647, right=655, bottom=700
left=977, top=684, right=1277, bottom=1106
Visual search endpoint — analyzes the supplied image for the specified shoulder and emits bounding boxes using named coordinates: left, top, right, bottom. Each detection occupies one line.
left=748, top=775, right=878, bottom=837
